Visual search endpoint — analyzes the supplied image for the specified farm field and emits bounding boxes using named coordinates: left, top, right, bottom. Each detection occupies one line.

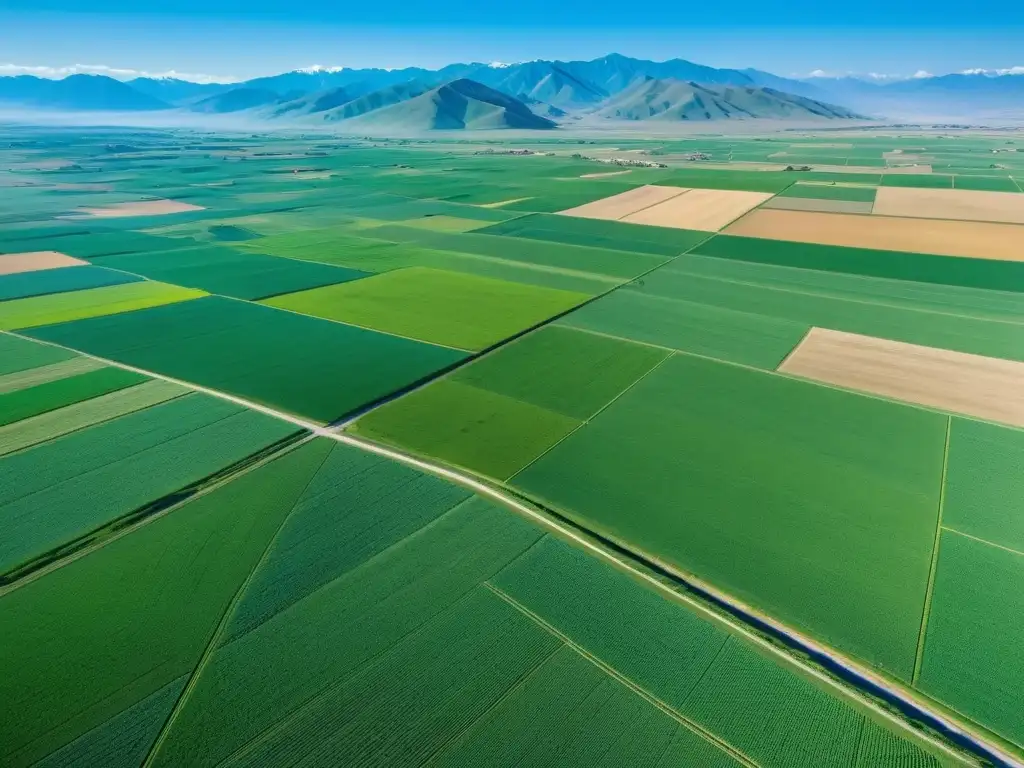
left=3, top=125, right=1024, bottom=766
left=0, top=434, right=962, bottom=768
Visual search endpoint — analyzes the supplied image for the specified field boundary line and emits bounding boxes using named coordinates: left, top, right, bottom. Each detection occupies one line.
left=504, top=352, right=673, bottom=483
left=1, top=330, right=337, bottom=436
left=482, top=582, right=760, bottom=768
left=773, top=326, right=812, bottom=371
left=656, top=263, right=1024, bottom=328
left=0, top=431, right=315, bottom=598
left=333, top=237, right=704, bottom=430
left=210, top=585, right=520, bottom=768
left=609, top=187, right=692, bottom=221
left=558, top=323, right=1001, bottom=423
left=140, top=445, right=334, bottom=768
left=942, top=526, right=1024, bottom=557
left=420, top=640, right=568, bottom=767
left=92, top=263, right=473, bottom=354
left=913, top=415, right=951, bottom=686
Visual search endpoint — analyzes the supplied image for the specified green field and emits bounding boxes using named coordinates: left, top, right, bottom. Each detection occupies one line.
left=0, top=280, right=206, bottom=330
left=25, top=296, right=466, bottom=422
left=477, top=213, right=709, bottom=256
left=943, top=418, right=1024, bottom=551
left=558, top=287, right=811, bottom=368
left=778, top=183, right=878, bottom=202
left=0, top=379, right=188, bottom=456
left=514, top=353, right=947, bottom=680
left=0, top=332, right=75, bottom=375
left=693, top=233, right=1024, bottom=293
left=264, top=266, right=589, bottom=351
left=918, top=531, right=1024, bottom=746
left=0, top=264, right=142, bottom=301
left=612, top=256, right=1024, bottom=362
left=352, top=325, right=669, bottom=477
left=0, top=393, right=298, bottom=577
left=365, top=224, right=670, bottom=281
left=0, top=365, right=148, bottom=426
left=1, top=427, right=952, bottom=767
left=92, top=243, right=369, bottom=300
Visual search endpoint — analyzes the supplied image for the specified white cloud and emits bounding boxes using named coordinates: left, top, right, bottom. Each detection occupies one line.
left=297, top=65, right=345, bottom=74
left=800, top=69, right=909, bottom=81
left=488, top=61, right=512, bottom=69
left=0, top=63, right=237, bottom=84
left=960, top=66, right=1024, bottom=76
left=911, top=69, right=934, bottom=79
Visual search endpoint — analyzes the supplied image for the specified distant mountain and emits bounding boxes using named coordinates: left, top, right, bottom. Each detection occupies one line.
left=243, top=68, right=441, bottom=99
left=268, top=86, right=361, bottom=118
left=806, top=73, right=1024, bottom=116
left=191, top=87, right=283, bottom=113
left=739, top=69, right=835, bottom=101
left=468, top=61, right=608, bottom=108
left=339, top=79, right=557, bottom=130
left=232, top=55, right=815, bottom=107
left=0, top=55, right=870, bottom=123
left=127, top=77, right=228, bottom=105
left=0, top=74, right=170, bottom=111
left=592, top=79, right=863, bottom=121
left=315, top=82, right=433, bottom=122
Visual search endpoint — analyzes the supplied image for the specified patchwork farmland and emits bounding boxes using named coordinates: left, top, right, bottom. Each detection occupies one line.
left=2, top=124, right=1024, bottom=766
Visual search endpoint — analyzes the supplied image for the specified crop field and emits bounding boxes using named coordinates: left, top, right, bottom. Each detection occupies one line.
left=512, top=352, right=947, bottom=679
left=264, top=266, right=589, bottom=351
left=0, top=250, right=86, bottom=273
left=92, top=242, right=369, bottom=300
left=726, top=208, right=1024, bottom=261
left=0, top=432, right=959, bottom=768
left=0, top=263, right=143, bottom=301
left=0, top=391, right=299, bottom=578
left=4, top=126, right=1024, bottom=765
left=0, top=280, right=205, bottom=330
left=24, top=296, right=466, bottom=422
left=351, top=324, right=670, bottom=478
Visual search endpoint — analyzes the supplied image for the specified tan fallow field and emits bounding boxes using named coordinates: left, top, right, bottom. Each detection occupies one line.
left=0, top=251, right=87, bottom=276
left=557, top=184, right=687, bottom=220
left=780, top=327, right=1024, bottom=428
left=579, top=170, right=633, bottom=179
left=761, top=197, right=874, bottom=215
left=725, top=208, right=1024, bottom=261
left=621, top=188, right=774, bottom=231
left=873, top=186, right=1024, bottom=224
left=76, top=200, right=205, bottom=218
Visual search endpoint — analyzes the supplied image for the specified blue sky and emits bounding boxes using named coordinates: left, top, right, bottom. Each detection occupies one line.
left=1, top=4, right=1023, bottom=82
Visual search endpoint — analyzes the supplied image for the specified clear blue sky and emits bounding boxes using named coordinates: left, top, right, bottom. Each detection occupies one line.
left=1, top=3, right=1023, bottom=81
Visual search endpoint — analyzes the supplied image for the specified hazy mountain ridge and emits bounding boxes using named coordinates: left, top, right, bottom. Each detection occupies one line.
left=0, top=74, right=170, bottom=111
left=338, top=79, right=558, bottom=130
left=592, top=78, right=863, bottom=121
left=5, top=53, right=1015, bottom=123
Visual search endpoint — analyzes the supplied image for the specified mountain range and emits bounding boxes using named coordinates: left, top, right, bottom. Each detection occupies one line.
left=0, top=53, right=1018, bottom=128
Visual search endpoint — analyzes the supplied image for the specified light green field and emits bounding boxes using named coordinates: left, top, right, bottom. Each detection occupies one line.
left=263, top=267, right=589, bottom=351
left=0, top=281, right=206, bottom=330
left=351, top=379, right=581, bottom=479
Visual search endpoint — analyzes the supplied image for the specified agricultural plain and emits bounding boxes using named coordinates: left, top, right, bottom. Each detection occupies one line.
left=3, top=125, right=1024, bottom=766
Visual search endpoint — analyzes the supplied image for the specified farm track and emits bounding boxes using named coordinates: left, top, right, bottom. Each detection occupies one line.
left=2, top=329, right=1015, bottom=768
